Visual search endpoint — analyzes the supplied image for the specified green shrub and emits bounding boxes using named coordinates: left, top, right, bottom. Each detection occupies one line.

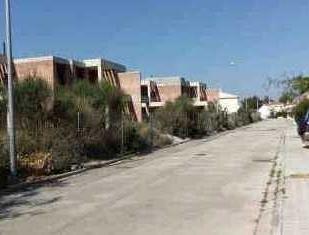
left=14, top=77, right=52, bottom=125
left=153, top=96, right=198, bottom=138
left=0, top=84, right=6, bottom=115
left=250, top=112, right=261, bottom=123
left=226, top=114, right=237, bottom=130
left=294, top=99, right=309, bottom=123
left=46, top=127, right=83, bottom=173
left=134, top=123, right=172, bottom=149
left=0, top=134, right=9, bottom=188
left=275, top=111, right=288, bottom=118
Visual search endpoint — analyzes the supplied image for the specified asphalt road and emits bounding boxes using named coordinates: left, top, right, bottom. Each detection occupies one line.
left=0, top=119, right=293, bottom=235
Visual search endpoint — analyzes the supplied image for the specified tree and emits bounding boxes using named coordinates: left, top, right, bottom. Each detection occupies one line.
left=269, top=75, right=309, bottom=104
left=11, top=77, right=53, bottom=127
left=154, top=95, right=196, bottom=138
left=287, top=75, right=309, bottom=95
left=294, top=99, right=309, bottom=123
left=278, top=90, right=295, bottom=104
left=241, top=96, right=263, bottom=111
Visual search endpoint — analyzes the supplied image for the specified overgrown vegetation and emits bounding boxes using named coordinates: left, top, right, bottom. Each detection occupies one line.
left=268, top=75, right=309, bottom=104
left=0, top=77, right=171, bottom=185
left=294, top=99, right=309, bottom=123
left=153, top=96, right=260, bottom=139
left=272, top=74, right=309, bottom=121
left=0, top=77, right=260, bottom=188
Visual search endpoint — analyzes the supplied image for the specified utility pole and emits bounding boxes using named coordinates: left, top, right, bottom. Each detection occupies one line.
left=5, top=0, right=17, bottom=177
left=245, top=98, right=248, bottom=112
left=256, top=97, right=259, bottom=111
left=2, top=41, right=5, bottom=55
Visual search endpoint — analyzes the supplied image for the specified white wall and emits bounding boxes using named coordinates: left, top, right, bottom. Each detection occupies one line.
left=219, top=98, right=240, bottom=113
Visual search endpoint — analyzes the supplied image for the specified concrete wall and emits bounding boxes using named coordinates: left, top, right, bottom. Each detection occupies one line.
left=14, top=57, right=55, bottom=89
left=118, top=71, right=142, bottom=122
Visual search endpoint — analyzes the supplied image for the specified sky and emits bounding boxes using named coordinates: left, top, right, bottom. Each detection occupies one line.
left=1, top=0, right=309, bottom=98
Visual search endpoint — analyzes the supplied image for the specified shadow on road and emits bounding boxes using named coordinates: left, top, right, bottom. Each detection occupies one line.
left=0, top=180, right=67, bottom=220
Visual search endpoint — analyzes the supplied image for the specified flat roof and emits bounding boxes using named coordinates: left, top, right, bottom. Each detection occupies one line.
left=14, top=56, right=126, bottom=71
left=83, top=58, right=126, bottom=72
left=145, top=76, right=188, bottom=86
left=14, top=56, right=70, bottom=64
left=219, top=91, right=239, bottom=99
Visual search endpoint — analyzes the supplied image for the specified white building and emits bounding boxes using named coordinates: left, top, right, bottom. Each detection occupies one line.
left=258, top=105, right=271, bottom=119
left=218, top=91, right=240, bottom=113
left=258, top=102, right=285, bottom=119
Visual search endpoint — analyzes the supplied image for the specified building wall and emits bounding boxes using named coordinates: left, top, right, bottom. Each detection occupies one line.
left=118, top=71, right=142, bottom=122
left=206, top=89, right=219, bottom=103
left=219, top=98, right=240, bottom=113
left=14, top=58, right=55, bottom=89
left=156, top=84, right=182, bottom=103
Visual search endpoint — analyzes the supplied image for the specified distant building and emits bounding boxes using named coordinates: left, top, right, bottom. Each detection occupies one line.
left=206, top=89, right=240, bottom=113
left=218, top=91, right=240, bottom=113
left=206, top=89, right=220, bottom=103
left=258, top=105, right=271, bottom=119
left=141, top=76, right=208, bottom=119
left=258, top=102, right=286, bottom=119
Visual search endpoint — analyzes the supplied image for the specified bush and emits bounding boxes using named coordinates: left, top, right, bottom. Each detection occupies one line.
left=0, top=134, right=9, bottom=188
left=226, top=113, right=237, bottom=130
left=134, top=123, right=172, bottom=149
left=250, top=112, right=261, bottom=123
left=46, top=127, right=83, bottom=173
left=153, top=96, right=260, bottom=138
left=153, top=96, right=198, bottom=138
left=14, top=77, right=52, bottom=125
left=16, top=124, right=84, bottom=175
left=275, top=111, right=288, bottom=118
left=81, top=128, right=120, bottom=159
left=294, top=99, right=309, bottom=123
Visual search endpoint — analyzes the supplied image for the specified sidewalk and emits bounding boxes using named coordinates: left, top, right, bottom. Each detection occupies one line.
left=282, top=121, right=309, bottom=234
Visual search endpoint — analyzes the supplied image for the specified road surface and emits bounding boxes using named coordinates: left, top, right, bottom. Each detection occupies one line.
left=0, top=119, right=297, bottom=235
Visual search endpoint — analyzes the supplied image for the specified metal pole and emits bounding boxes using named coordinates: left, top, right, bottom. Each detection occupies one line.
left=256, top=97, right=259, bottom=111
left=150, top=112, right=153, bottom=151
left=245, top=98, right=248, bottom=112
left=121, top=112, right=124, bottom=156
left=5, top=0, right=17, bottom=177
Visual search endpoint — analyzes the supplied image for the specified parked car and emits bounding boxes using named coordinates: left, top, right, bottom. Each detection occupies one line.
left=297, top=109, right=309, bottom=145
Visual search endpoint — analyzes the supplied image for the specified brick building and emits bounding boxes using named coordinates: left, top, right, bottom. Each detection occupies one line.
left=141, top=76, right=208, bottom=119
left=13, top=56, right=143, bottom=121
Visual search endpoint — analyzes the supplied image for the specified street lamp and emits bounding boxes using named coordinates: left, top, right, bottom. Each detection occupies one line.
left=5, top=0, right=17, bottom=177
